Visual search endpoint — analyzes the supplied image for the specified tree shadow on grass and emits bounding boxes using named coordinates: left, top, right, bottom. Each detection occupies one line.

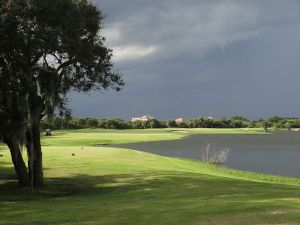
left=1, top=168, right=300, bottom=225
left=0, top=163, right=16, bottom=181
left=1, top=168, right=300, bottom=203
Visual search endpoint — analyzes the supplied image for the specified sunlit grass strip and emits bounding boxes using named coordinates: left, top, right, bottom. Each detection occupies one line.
left=41, top=128, right=265, bottom=146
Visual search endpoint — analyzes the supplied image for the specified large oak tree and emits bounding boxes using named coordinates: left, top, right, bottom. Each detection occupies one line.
left=0, top=0, right=124, bottom=187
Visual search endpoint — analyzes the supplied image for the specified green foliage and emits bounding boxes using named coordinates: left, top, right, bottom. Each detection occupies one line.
left=143, top=119, right=161, bottom=128
left=230, top=120, right=248, bottom=128
left=0, top=0, right=124, bottom=119
left=41, top=115, right=300, bottom=130
left=260, top=120, right=271, bottom=132
left=285, top=121, right=293, bottom=131
left=166, top=120, right=177, bottom=128
left=132, top=120, right=144, bottom=129
left=268, top=116, right=284, bottom=124
left=211, top=118, right=231, bottom=128
left=87, top=118, right=98, bottom=128
left=231, top=116, right=250, bottom=122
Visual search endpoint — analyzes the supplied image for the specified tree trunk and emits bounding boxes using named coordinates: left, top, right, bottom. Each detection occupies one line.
left=26, top=121, right=43, bottom=187
left=4, top=136, right=30, bottom=187
left=25, top=128, right=34, bottom=188
left=32, top=120, right=43, bottom=187
left=25, top=90, right=44, bottom=188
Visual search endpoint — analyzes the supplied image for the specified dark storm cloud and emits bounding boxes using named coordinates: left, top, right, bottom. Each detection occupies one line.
left=70, top=0, right=300, bottom=120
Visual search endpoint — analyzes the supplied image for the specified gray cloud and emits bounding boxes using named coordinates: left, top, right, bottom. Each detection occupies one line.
left=70, top=0, right=300, bottom=120
left=103, top=1, right=260, bottom=63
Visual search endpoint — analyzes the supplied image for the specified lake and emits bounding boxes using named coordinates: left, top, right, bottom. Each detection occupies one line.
left=117, top=131, right=300, bottom=178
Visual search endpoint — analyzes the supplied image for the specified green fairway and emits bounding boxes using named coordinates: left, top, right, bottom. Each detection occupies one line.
left=41, top=128, right=265, bottom=146
left=1, top=128, right=300, bottom=225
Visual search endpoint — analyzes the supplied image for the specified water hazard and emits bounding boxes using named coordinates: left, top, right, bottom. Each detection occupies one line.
left=117, top=131, right=300, bottom=178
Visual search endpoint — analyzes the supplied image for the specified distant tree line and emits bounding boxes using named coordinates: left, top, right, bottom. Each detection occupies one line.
left=40, top=116, right=300, bottom=131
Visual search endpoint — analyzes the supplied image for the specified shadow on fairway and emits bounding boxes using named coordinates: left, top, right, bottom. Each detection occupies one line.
left=1, top=165, right=300, bottom=203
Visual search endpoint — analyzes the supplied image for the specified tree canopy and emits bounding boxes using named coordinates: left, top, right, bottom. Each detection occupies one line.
left=0, top=0, right=123, bottom=187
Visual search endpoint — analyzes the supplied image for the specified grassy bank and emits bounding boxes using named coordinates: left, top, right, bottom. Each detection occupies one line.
left=1, top=128, right=299, bottom=225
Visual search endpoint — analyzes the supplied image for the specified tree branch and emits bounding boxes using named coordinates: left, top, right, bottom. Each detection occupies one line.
left=50, top=53, right=62, bottom=64
left=56, top=58, right=77, bottom=73
left=31, top=52, right=43, bottom=66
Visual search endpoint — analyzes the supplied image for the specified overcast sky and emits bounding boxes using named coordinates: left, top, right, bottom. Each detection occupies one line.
left=70, top=0, right=300, bottom=120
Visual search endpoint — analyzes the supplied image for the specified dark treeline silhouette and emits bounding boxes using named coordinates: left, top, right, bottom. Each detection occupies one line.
left=40, top=115, right=300, bottom=130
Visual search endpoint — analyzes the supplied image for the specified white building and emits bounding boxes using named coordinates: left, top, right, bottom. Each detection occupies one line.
left=132, top=115, right=154, bottom=122
left=132, top=117, right=142, bottom=122
left=175, top=117, right=185, bottom=124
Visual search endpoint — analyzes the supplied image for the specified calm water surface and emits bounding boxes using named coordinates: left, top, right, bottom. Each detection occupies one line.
left=117, top=132, right=300, bottom=178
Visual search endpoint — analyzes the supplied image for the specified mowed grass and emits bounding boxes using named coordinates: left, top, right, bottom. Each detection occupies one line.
left=41, top=128, right=265, bottom=146
left=1, top=128, right=300, bottom=225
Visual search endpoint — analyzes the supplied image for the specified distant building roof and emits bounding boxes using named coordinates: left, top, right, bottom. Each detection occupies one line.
left=132, top=115, right=154, bottom=122
left=175, top=117, right=185, bottom=123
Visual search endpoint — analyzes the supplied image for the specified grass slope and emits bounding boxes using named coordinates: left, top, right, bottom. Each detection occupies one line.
left=1, top=128, right=299, bottom=225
